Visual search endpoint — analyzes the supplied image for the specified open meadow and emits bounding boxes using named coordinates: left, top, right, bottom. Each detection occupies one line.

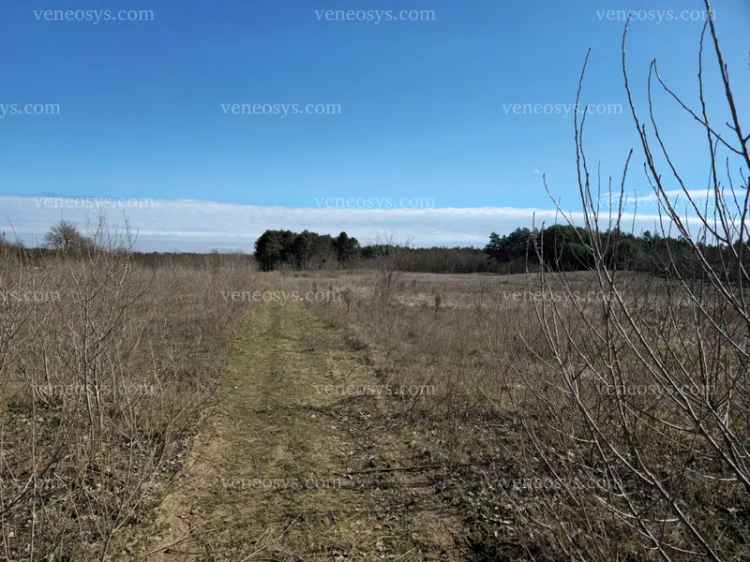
left=1, top=250, right=748, bottom=560
left=2, top=0, right=748, bottom=559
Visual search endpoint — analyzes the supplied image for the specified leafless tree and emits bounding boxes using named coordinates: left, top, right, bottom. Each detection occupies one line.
left=519, top=1, right=750, bottom=559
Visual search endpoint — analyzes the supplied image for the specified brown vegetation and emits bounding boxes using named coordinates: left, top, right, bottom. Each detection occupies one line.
left=0, top=248, right=253, bottom=560
left=2, top=2, right=747, bottom=560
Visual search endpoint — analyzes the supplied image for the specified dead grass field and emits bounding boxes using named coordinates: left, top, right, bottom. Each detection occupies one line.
left=0, top=254, right=256, bottom=560
left=1, top=257, right=748, bottom=561
left=300, top=268, right=750, bottom=561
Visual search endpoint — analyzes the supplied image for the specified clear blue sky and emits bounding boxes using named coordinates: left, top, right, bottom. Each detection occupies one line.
left=1, top=0, right=749, bottom=249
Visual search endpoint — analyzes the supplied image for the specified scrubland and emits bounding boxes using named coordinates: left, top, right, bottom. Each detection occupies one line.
left=304, top=266, right=749, bottom=560
left=0, top=252, right=253, bottom=560
left=1, top=249, right=748, bottom=560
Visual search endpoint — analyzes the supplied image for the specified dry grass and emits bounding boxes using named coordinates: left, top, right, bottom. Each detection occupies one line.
left=142, top=301, right=467, bottom=561
left=0, top=252, right=255, bottom=560
left=303, top=268, right=750, bottom=561
left=1, top=254, right=747, bottom=561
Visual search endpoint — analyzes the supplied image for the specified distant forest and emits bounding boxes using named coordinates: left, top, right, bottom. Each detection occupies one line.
left=253, top=226, right=746, bottom=276
left=3, top=224, right=747, bottom=276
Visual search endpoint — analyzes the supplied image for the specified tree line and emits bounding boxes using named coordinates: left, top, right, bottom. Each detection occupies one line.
left=4, top=222, right=746, bottom=277
left=254, top=226, right=749, bottom=277
left=484, top=225, right=750, bottom=277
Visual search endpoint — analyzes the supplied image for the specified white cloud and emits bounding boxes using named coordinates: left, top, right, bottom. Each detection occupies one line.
left=631, top=189, right=716, bottom=204
left=601, top=188, right=713, bottom=205
left=0, top=195, right=668, bottom=252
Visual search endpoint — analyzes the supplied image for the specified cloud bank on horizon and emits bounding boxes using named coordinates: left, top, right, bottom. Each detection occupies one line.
left=1, top=195, right=674, bottom=252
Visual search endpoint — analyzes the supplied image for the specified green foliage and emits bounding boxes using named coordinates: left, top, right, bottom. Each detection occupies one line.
left=482, top=225, right=749, bottom=277
left=335, top=232, right=359, bottom=263
left=252, top=226, right=748, bottom=277
left=255, top=229, right=359, bottom=271
left=484, top=228, right=532, bottom=265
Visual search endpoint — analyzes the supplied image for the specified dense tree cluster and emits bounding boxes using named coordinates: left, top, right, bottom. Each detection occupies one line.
left=254, top=230, right=360, bottom=271
left=254, top=229, right=500, bottom=273
left=484, top=225, right=750, bottom=277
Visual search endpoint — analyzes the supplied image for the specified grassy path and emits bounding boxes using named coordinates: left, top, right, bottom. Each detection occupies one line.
left=141, top=302, right=465, bottom=561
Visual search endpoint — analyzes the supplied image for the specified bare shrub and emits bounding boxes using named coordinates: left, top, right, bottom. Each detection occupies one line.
left=0, top=239, right=252, bottom=560
left=518, top=4, right=750, bottom=559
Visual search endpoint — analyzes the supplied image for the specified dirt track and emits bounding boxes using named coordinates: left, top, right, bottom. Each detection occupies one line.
left=141, top=302, right=466, bottom=561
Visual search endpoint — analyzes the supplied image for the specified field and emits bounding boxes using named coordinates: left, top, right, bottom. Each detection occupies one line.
left=2, top=0, right=747, bottom=559
left=1, top=252, right=747, bottom=561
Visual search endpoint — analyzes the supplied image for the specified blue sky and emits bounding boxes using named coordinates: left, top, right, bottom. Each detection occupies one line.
left=1, top=0, right=749, bottom=250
